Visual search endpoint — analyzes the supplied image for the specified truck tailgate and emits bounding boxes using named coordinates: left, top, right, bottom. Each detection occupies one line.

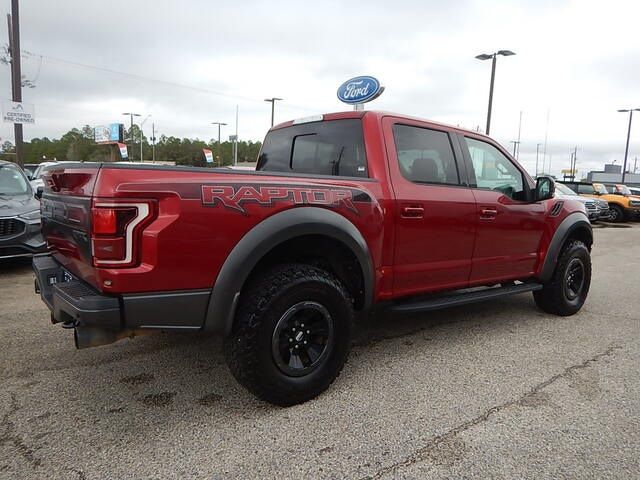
left=40, top=163, right=100, bottom=288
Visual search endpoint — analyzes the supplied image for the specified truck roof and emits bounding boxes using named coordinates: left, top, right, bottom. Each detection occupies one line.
left=272, top=110, right=491, bottom=139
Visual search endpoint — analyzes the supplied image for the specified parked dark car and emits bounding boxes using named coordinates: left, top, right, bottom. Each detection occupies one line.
left=0, top=160, right=47, bottom=259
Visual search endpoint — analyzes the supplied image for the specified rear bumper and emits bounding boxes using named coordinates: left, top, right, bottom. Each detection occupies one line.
left=0, top=218, right=47, bottom=260
left=33, top=255, right=122, bottom=346
left=33, top=254, right=209, bottom=348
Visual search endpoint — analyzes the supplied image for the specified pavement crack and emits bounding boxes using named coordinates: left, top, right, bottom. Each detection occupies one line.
left=0, top=392, right=42, bottom=469
left=362, top=344, right=621, bottom=479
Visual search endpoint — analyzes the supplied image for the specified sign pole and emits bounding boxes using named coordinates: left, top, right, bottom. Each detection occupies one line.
left=7, top=1, right=24, bottom=166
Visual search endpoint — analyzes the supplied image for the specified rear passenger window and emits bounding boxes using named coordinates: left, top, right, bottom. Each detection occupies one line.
left=257, top=119, right=368, bottom=177
left=392, top=124, right=460, bottom=185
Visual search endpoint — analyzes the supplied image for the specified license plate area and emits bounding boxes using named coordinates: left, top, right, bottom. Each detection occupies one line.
left=47, top=269, right=74, bottom=286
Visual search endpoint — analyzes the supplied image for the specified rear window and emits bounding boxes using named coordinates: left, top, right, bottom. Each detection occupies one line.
left=257, top=119, right=368, bottom=177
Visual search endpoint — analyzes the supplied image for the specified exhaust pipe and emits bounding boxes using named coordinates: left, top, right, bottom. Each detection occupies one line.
left=74, top=327, right=148, bottom=349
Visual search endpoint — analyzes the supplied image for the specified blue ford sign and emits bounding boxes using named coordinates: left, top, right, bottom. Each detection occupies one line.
left=337, top=76, right=384, bottom=105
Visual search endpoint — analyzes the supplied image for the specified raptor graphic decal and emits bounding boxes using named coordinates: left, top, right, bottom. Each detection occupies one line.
left=201, top=183, right=371, bottom=215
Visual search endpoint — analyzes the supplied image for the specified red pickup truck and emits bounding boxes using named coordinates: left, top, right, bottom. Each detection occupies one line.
left=33, top=111, right=593, bottom=405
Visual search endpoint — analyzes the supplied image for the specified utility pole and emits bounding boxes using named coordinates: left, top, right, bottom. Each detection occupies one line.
left=509, top=140, right=520, bottom=157
left=516, top=111, right=522, bottom=159
left=571, top=146, right=578, bottom=180
left=264, top=97, right=283, bottom=127
left=234, top=105, right=239, bottom=166
left=122, top=112, right=141, bottom=161
left=535, top=143, right=541, bottom=176
left=7, top=0, right=23, bottom=166
left=151, top=123, right=156, bottom=163
left=211, top=122, right=227, bottom=166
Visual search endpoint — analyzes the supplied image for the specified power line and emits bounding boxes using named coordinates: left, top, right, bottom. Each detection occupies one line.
left=20, top=49, right=321, bottom=112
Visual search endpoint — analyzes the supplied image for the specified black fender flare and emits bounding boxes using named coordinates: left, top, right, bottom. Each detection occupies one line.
left=539, top=212, right=592, bottom=283
left=204, top=207, right=375, bottom=335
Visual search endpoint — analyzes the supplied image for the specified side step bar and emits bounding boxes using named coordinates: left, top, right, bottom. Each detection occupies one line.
left=389, top=283, right=543, bottom=314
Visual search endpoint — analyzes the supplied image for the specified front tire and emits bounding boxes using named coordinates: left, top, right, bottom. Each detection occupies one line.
left=534, top=240, right=591, bottom=316
left=224, top=264, right=354, bottom=406
left=609, top=204, right=625, bottom=223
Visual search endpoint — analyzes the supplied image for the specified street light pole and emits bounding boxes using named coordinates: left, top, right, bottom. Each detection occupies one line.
left=475, top=50, right=516, bottom=135
left=264, top=97, right=283, bottom=127
left=618, top=108, right=640, bottom=184
left=122, top=112, right=141, bottom=161
left=211, top=122, right=227, bottom=166
left=535, top=143, right=541, bottom=176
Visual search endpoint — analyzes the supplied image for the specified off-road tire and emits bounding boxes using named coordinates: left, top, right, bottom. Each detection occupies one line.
left=224, top=263, right=354, bottom=406
left=609, top=204, right=625, bottom=223
left=534, top=240, right=591, bottom=316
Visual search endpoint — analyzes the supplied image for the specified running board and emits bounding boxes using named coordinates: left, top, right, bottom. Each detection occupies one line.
left=389, top=283, right=543, bottom=314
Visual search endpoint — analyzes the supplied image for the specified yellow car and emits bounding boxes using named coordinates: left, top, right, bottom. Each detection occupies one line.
left=561, top=182, right=640, bottom=222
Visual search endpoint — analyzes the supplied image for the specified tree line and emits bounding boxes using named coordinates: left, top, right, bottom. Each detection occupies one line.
left=0, top=125, right=262, bottom=167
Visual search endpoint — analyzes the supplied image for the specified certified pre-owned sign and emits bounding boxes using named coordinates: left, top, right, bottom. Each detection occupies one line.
left=2, top=101, right=35, bottom=124
left=337, top=76, right=384, bottom=105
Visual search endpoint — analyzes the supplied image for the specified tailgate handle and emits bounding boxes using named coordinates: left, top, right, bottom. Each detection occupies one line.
left=401, top=205, right=425, bottom=218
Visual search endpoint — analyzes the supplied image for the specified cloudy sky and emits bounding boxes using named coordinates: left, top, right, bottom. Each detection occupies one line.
left=0, top=0, right=638, bottom=177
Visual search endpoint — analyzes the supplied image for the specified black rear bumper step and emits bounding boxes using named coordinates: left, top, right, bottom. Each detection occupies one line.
left=389, top=283, right=543, bottom=314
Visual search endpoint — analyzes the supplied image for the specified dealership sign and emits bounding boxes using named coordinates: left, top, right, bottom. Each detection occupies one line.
left=337, top=76, right=384, bottom=105
left=117, top=142, right=128, bottom=160
left=203, top=148, right=214, bottom=163
left=2, top=101, right=35, bottom=124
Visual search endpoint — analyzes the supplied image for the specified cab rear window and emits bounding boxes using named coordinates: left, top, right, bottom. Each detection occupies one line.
left=257, top=119, right=368, bottom=177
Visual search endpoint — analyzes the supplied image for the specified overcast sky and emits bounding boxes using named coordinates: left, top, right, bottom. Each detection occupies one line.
left=0, top=0, right=638, bottom=176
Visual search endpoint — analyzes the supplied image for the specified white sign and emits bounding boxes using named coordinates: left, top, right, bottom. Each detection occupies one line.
left=94, top=125, right=110, bottom=143
left=2, top=101, right=35, bottom=124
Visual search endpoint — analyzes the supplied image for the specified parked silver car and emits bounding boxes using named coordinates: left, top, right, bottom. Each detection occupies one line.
left=554, top=182, right=608, bottom=221
left=0, top=160, right=47, bottom=259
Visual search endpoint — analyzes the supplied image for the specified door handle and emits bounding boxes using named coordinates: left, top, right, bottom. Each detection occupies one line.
left=480, top=208, right=498, bottom=219
left=401, top=206, right=424, bottom=218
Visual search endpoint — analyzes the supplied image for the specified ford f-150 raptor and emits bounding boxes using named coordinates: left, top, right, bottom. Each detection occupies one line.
left=33, top=111, right=593, bottom=405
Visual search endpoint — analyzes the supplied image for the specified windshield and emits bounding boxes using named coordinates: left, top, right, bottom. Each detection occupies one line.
left=555, top=183, right=577, bottom=196
left=0, top=164, right=30, bottom=195
left=593, top=183, right=608, bottom=195
left=615, top=185, right=632, bottom=195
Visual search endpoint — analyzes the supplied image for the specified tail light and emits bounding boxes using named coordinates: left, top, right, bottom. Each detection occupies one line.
left=91, top=201, right=153, bottom=267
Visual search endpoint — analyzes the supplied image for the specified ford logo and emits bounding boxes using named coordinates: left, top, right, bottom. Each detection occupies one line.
left=337, top=76, right=384, bottom=105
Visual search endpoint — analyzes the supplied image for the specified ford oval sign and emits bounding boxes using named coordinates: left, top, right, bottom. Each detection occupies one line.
left=337, top=76, right=383, bottom=105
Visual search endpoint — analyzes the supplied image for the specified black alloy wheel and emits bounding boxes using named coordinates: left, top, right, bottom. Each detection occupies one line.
left=272, top=301, right=334, bottom=377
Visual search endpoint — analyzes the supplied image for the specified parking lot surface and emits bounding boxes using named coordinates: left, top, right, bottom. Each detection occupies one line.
left=1, top=224, right=639, bottom=479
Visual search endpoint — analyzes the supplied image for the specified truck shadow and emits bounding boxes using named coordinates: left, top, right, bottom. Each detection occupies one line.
left=13, top=294, right=548, bottom=460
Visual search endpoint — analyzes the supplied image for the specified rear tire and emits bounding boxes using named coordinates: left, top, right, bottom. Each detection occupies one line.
left=224, top=263, right=354, bottom=406
left=534, top=240, right=591, bottom=316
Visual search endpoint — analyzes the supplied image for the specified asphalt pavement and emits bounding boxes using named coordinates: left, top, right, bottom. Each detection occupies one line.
left=1, top=224, right=639, bottom=479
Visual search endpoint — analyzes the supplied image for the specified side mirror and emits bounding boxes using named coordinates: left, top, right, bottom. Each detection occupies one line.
left=535, top=176, right=555, bottom=202
left=35, top=186, right=43, bottom=200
